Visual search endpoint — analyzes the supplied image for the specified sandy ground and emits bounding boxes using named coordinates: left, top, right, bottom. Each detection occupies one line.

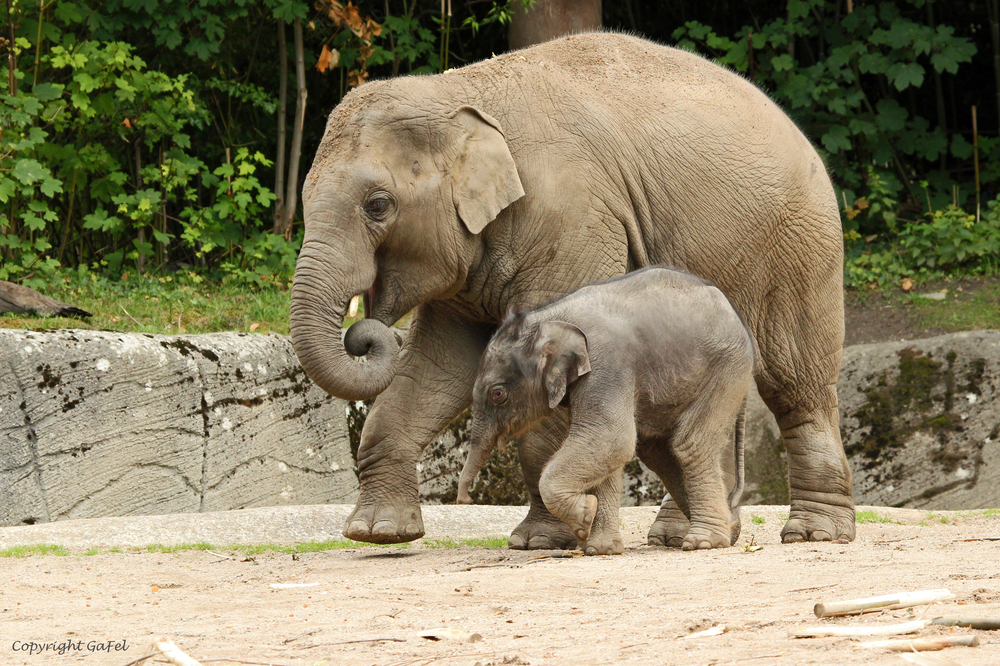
left=2, top=504, right=999, bottom=666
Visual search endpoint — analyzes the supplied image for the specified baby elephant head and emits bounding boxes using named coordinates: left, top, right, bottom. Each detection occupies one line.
left=456, top=319, right=591, bottom=504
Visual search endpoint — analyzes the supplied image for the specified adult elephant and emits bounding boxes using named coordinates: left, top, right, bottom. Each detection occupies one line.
left=290, top=32, right=854, bottom=547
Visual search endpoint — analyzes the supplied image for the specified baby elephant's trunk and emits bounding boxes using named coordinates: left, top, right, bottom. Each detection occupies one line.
left=457, top=421, right=498, bottom=504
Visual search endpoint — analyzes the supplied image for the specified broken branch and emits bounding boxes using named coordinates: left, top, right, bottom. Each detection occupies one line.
left=789, top=619, right=931, bottom=638
left=814, top=589, right=954, bottom=618
left=931, top=616, right=1000, bottom=630
left=856, top=635, right=979, bottom=651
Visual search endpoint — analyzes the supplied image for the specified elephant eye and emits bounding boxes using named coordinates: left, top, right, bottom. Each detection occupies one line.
left=491, top=386, right=508, bottom=405
left=363, top=193, right=394, bottom=221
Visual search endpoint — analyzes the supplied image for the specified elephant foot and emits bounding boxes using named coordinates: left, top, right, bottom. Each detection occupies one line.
left=730, top=509, right=742, bottom=546
left=647, top=500, right=689, bottom=548
left=780, top=498, right=856, bottom=544
left=682, top=527, right=731, bottom=551
left=562, top=494, right=598, bottom=543
left=509, top=504, right=579, bottom=550
left=342, top=500, right=425, bottom=544
left=582, top=529, right=624, bottom=556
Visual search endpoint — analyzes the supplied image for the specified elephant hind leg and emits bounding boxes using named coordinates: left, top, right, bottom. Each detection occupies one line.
left=750, top=253, right=855, bottom=543
left=638, top=440, right=690, bottom=548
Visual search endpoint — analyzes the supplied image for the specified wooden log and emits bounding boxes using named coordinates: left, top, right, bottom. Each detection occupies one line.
left=931, top=616, right=1000, bottom=630
left=857, top=635, right=980, bottom=651
left=814, top=589, right=954, bottom=618
left=789, top=619, right=931, bottom=638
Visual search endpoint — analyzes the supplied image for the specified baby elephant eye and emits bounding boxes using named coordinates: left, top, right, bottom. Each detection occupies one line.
left=491, top=386, right=508, bottom=405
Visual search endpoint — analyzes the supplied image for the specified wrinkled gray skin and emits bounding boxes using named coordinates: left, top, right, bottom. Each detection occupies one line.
left=290, top=32, right=854, bottom=548
left=457, top=268, right=751, bottom=555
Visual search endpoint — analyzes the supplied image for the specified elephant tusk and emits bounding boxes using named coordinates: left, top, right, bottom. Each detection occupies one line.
left=348, top=294, right=360, bottom=318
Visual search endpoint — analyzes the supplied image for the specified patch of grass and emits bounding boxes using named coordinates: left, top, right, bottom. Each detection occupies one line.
left=750, top=515, right=766, bottom=525
left=0, top=272, right=293, bottom=335
left=905, top=282, right=1000, bottom=333
left=0, top=269, right=417, bottom=336
left=234, top=540, right=408, bottom=556
left=2, top=540, right=415, bottom=558
left=422, top=537, right=508, bottom=549
left=0, top=544, right=70, bottom=557
left=925, top=512, right=955, bottom=525
left=855, top=510, right=898, bottom=524
left=955, top=508, right=1000, bottom=519
left=145, top=542, right=216, bottom=554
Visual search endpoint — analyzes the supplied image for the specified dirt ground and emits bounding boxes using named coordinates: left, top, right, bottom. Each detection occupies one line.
left=2, top=505, right=1000, bottom=666
left=843, top=276, right=1000, bottom=346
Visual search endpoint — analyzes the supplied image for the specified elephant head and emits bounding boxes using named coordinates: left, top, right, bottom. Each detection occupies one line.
left=457, top=316, right=590, bottom=503
left=290, top=82, right=525, bottom=401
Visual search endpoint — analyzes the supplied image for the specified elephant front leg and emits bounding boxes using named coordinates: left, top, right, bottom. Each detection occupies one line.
left=343, top=305, right=492, bottom=544
left=509, top=412, right=579, bottom=551
left=582, top=469, right=626, bottom=555
left=536, top=416, right=636, bottom=555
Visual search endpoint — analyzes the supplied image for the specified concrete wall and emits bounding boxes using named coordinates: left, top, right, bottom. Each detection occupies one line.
left=1, top=330, right=357, bottom=527
left=4, top=328, right=999, bottom=527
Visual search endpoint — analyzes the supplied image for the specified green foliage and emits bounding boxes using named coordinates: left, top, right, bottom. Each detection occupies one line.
left=671, top=1, right=977, bottom=241
left=462, top=0, right=536, bottom=36
left=899, top=204, right=1000, bottom=272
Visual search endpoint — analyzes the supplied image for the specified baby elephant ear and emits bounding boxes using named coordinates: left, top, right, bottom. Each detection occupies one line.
left=450, top=106, right=525, bottom=235
left=537, top=321, right=591, bottom=410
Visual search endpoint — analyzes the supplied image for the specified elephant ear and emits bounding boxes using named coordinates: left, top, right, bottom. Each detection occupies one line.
left=536, top=321, right=591, bottom=410
left=450, top=106, right=525, bottom=235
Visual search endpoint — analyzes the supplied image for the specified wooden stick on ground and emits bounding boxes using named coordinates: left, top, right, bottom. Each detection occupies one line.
left=857, top=635, right=980, bottom=651
left=814, top=589, right=954, bottom=618
left=931, top=616, right=1000, bottom=630
left=789, top=619, right=931, bottom=638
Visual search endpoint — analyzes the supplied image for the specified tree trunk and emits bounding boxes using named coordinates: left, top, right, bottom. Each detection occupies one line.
left=508, top=0, right=602, bottom=51
left=273, top=18, right=288, bottom=235
left=283, top=17, right=307, bottom=241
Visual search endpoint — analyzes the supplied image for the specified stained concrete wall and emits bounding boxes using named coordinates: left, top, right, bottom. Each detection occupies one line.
left=420, top=331, right=1000, bottom=511
left=1, top=330, right=356, bottom=527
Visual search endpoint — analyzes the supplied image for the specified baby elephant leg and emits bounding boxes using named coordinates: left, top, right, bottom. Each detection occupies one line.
left=672, top=429, right=737, bottom=550
left=584, top=468, right=626, bottom=555
left=538, top=428, right=635, bottom=549
left=638, top=440, right=690, bottom=547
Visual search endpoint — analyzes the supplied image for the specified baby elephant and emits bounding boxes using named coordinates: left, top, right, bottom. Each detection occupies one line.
left=457, top=266, right=754, bottom=555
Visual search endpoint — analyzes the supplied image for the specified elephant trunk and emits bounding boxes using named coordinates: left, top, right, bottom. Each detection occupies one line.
left=290, top=239, right=398, bottom=401
left=457, top=419, right=498, bottom=504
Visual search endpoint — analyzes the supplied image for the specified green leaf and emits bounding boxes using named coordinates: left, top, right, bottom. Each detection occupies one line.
left=875, top=98, right=908, bottom=132
left=12, top=159, right=47, bottom=185
left=83, top=209, right=123, bottom=232
left=822, top=125, right=852, bottom=153
left=951, top=134, right=973, bottom=159
left=771, top=54, right=794, bottom=72
left=152, top=229, right=173, bottom=244
left=40, top=177, right=64, bottom=197
left=32, top=83, right=65, bottom=102
left=888, top=62, right=924, bottom=91
left=0, top=178, right=15, bottom=203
